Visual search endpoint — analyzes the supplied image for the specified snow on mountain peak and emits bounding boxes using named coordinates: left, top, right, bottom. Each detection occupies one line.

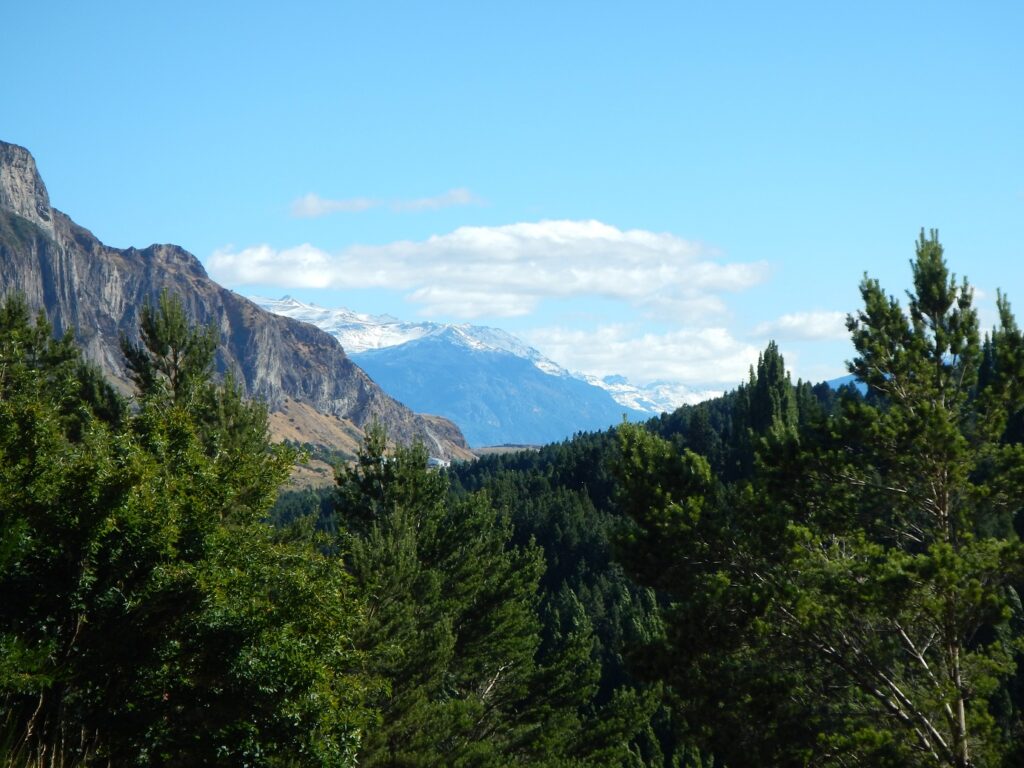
left=252, top=296, right=713, bottom=414
left=252, top=296, right=430, bottom=352
left=253, top=296, right=567, bottom=365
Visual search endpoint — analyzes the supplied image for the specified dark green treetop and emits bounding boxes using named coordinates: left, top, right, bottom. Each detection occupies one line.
left=121, top=288, right=218, bottom=405
left=1, top=292, right=372, bottom=766
left=616, top=231, right=1024, bottom=767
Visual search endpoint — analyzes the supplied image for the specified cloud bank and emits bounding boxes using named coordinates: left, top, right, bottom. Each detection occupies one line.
left=754, top=311, right=849, bottom=341
left=524, top=325, right=762, bottom=388
left=209, top=219, right=769, bottom=320
left=290, top=188, right=481, bottom=218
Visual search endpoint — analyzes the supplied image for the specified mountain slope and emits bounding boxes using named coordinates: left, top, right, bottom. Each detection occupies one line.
left=0, top=140, right=470, bottom=459
left=257, top=298, right=717, bottom=416
left=256, top=295, right=566, bottom=374
left=256, top=297, right=649, bottom=446
left=353, top=333, right=645, bottom=446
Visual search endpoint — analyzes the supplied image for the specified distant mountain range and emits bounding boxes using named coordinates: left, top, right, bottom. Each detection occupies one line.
left=580, top=373, right=720, bottom=415
left=255, top=297, right=719, bottom=446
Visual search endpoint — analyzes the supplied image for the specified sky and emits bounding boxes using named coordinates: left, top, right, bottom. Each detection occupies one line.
left=4, top=1, right=1022, bottom=390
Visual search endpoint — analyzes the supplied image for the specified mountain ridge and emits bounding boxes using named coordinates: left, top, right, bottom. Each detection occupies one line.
left=256, top=295, right=717, bottom=410
left=255, top=295, right=569, bottom=373
left=255, top=295, right=718, bottom=446
left=0, top=140, right=470, bottom=460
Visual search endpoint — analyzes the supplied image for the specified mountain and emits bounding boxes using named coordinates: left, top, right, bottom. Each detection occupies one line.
left=0, top=141, right=470, bottom=460
left=256, top=297, right=661, bottom=446
left=256, top=296, right=566, bottom=372
left=827, top=373, right=868, bottom=394
left=582, top=373, right=721, bottom=414
left=351, top=334, right=650, bottom=447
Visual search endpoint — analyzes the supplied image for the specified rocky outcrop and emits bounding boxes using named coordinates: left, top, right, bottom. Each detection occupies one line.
left=0, top=140, right=470, bottom=459
left=0, top=142, right=54, bottom=240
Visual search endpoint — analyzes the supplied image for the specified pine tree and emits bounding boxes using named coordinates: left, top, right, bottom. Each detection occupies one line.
left=1, top=293, right=372, bottom=766
left=335, top=424, right=550, bottom=766
left=121, top=288, right=217, bottom=405
left=748, top=340, right=798, bottom=437
left=779, top=230, right=1024, bottom=766
left=615, top=232, right=1024, bottom=766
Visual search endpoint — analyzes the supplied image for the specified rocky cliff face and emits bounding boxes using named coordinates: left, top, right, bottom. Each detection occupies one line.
left=0, top=143, right=55, bottom=240
left=0, top=140, right=469, bottom=459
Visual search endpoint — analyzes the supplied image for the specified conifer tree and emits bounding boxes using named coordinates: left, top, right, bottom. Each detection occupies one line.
left=780, top=230, right=1024, bottom=766
left=748, top=340, right=798, bottom=437
left=1, top=293, right=371, bottom=766
left=121, top=288, right=217, bottom=404
left=335, top=424, right=550, bottom=766
left=617, top=232, right=1024, bottom=766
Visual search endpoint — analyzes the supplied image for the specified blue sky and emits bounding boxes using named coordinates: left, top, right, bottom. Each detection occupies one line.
left=4, top=1, right=1022, bottom=389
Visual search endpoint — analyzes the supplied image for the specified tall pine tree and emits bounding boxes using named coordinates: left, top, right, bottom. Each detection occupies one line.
left=616, top=232, right=1024, bottom=766
left=335, top=424, right=550, bottom=766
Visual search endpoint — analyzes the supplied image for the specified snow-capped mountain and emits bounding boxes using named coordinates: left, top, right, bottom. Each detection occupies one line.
left=253, top=296, right=710, bottom=446
left=256, top=296, right=569, bottom=374
left=583, top=375, right=721, bottom=414
left=254, top=296, right=431, bottom=353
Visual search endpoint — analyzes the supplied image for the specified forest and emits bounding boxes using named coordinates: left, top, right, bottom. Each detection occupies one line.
left=3, top=231, right=1024, bottom=767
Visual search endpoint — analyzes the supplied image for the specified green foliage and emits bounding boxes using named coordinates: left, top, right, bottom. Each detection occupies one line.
left=334, top=423, right=604, bottom=766
left=616, top=231, right=1024, bottom=767
left=120, top=288, right=218, bottom=405
left=271, top=484, right=339, bottom=533
left=9, top=232, right=1022, bottom=766
left=452, top=433, right=699, bottom=766
left=616, top=423, right=713, bottom=591
left=1, top=292, right=371, bottom=766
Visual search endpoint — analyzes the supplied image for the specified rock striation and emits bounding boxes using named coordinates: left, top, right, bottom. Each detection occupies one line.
left=0, top=140, right=470, bottom=459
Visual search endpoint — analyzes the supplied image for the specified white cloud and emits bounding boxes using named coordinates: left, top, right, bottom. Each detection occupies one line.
left=394, top=188, right=480, bottom=211
left=754, top=311, right=849, bottom=341
left=522, top=324, right=762, bottom=388
left=209, top=243, right=336, bottom=288
left=209, top=219, right=769, bottom=320
left=290, top=188, right=482, bottom=218
left=291, top=193, right=377, bottom=217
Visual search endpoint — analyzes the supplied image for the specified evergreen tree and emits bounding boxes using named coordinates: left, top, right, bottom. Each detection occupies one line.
left=335, top=424, right=550, bottom=766
left=776, top=230, right=1024, bottom=766
left=616, top=231, right=1024, bottom=766
left=453, top=434, right=706, bottom=767
left=615, top=423, right=821, bottom=766
left=1, top=293, right=372, bottom=766
left=121, top=288, right=218, bottom=405
left=748, top=340, right=797, bottom=437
